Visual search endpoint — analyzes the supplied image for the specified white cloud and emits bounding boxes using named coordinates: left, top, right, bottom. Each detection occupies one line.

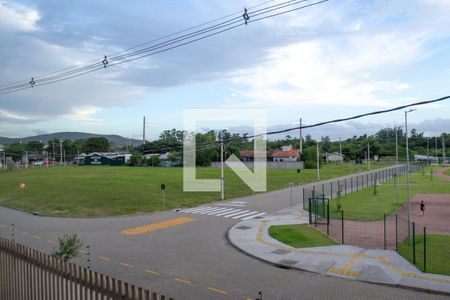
left=230, top=0, right=450, bottom=110
left=0, top=108, right=31, bottom=121
left=0, top=1, right=40, bottom=32
left=64, top=105, right=102, bottom=122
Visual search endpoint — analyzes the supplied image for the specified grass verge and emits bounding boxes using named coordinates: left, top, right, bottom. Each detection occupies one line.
left=398, top=234, right=450, bottom=276
left=328, top=167, right=450, bottom=221
left=0, top=162, right=389, bottom=217
left=268, top=224, right=338, bottom=248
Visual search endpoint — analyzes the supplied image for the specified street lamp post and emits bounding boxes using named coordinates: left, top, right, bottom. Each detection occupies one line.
left=405, top=109, right=415, bottom=245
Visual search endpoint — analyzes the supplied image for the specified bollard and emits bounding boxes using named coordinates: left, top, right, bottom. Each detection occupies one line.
left=327, top=200, right=330, bottom=236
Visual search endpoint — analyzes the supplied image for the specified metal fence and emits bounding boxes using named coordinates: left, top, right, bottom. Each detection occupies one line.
left=303, top=164, right=425, bottom=211
left=0, top=237, right=173, bottom=300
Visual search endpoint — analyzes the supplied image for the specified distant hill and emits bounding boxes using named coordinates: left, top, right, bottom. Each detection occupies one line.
left=0, top=132, right=142, bottom=146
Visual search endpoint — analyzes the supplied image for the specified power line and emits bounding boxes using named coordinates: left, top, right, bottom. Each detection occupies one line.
left=0, top=0, right=328, bottom=94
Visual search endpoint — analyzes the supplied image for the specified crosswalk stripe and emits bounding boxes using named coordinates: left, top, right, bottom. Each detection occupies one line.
left=241, top=212, right=266, bottom=220
left=182, top=206, right=211, bottom=213
left=198, top=207, right=227, bottom=215
left=215, top=209, right=242, bottom=216
left=232, top=211, right=260, bottom=219
left=207, top=208, right=235, bottom=215
left=223, top=210, right=250, bottom=218
left=189, top=207, right=219, bottom=214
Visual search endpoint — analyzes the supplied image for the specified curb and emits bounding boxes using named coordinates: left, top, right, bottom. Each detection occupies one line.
left=227, top=220, right=450, bottom=297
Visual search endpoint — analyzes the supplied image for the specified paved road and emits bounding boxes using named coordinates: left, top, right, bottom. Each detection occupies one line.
left=0, top=167, right=446, bottom=299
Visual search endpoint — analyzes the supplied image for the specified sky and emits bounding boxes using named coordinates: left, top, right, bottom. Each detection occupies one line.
left=0, top=0, right=449, bottom=141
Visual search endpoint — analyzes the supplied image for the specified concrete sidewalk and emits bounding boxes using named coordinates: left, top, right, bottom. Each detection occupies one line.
left=228, top=208, right=450, bottom=295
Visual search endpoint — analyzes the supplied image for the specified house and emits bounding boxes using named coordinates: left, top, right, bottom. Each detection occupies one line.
left=239, top=150, right=268, bottom=162
left=414, top=154, right=439, bottom=163
left=271, top=145, right=299, bottom=162
left=322, top=152, right=344, bottom=163
left=82, top=152, right=131, bottom=166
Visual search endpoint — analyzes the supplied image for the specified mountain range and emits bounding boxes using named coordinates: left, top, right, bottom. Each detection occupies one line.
left=0, top=132, right=142, bottom=146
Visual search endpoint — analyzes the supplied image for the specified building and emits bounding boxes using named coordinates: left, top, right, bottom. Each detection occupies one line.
left=82, top=152, right=131, bottom=166
left=239, top=150, right=268, bottom=162
left=322, top=152, right=344, bottom=163
left=271, top=145, right=299, bottom=162
left=414, top=154, right=439, bottom=164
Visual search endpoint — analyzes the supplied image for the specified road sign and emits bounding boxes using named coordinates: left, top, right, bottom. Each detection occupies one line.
left=160, top=184, right=165, bottom=191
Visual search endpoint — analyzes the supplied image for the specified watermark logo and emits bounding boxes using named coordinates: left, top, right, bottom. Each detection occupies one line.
left=183, top=108, right=267, bottom=193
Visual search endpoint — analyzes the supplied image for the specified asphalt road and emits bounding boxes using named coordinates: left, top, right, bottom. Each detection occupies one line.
left=0, top=169, right=447, bottom=300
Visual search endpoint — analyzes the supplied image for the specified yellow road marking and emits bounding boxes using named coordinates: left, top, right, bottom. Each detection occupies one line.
left=21, top=231, right=28, bottom=235
left=247, top=298, right=254, bottom=300
left=33, top=235, right=41, bottom=240
left=327, top=267, right=360, bottom=277
left=120, top=262, right=134, bottom=268
left=207, top=287, right=227, bottom=295
left=145, top=269, right=161, bottom=276
left=99, top=256, right=111, bottom=261
left=121, top=217, right=196, bottom=236
left=174, top=278, right=192, bottom=285
left=342, top=252, right=363, bottom=273
left=47, top=240, right=55, bottom=245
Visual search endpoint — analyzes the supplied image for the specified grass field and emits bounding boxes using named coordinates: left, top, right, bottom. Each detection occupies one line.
left=398, top=234, right=450, bottom=276
left=268, top=224, right=338, bottom=248
left=445, top=169, right=450, bottom=176
left=0, top=163, right=386, bottom=216
left=328, top=168, right=450, bottom=221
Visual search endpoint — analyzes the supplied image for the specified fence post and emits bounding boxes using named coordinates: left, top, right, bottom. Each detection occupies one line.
left=424, top=226, right=427, bottom=273
left=395, top=214, right=398, bottom=251
left=356, top=176, right=359, bottom=191
left=384, top=213, right=386, bottom=250
left=327, top=200, right=330, bottom=236
left=344, top=178, right=347, bottom=195
left=308, top=198, right=312, bottom=225
left=412, top=222, right=416, bottom=264
left=330, top=181, right=333, bottom=200
left=341, top=210, right=344, bottom=245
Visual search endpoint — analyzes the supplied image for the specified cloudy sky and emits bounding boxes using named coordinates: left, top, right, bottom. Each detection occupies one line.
left=0, top=0, right=449, bottom=141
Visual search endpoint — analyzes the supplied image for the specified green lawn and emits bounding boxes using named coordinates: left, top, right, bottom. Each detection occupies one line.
left=328, top=168, right=450, bottom=221
left=444, top=169, right=450, bottom=176
left=398, top=234, right=450, bottom=276
left=268, top=224, right=338, bottom=248
left=0, top=163, right=387, bottom=216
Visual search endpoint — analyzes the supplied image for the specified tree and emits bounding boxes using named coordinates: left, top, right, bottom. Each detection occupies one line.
left=26, top=140, right=44, bottom=153
left=52, top=234, right=83, bottom=262
left=129, top=152, right=143, bottom=166
left=147, top=155, right=160, bottom=166
left=5, top=143, right=26, bottom=162
left=82, top=137, right=109, bottom=153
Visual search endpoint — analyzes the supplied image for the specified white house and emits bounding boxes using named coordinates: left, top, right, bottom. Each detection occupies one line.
left=323, top=152, right=344, bottom=163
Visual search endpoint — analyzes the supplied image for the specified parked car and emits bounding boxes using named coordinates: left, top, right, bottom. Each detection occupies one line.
left=43, top=160, right=53, bottom=165
left=33, top=161, right=44, bottom=166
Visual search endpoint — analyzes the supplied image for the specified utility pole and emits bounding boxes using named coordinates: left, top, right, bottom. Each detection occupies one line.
left=435, top=137, right=438, bottom=157
left=339, top=138, right=342, bottom=156
left=426, top=137, right=429, bottom=165
left=53, top=139, right=55, bottom=167
left=143, top=116, right=146, bottom=145
left=395, top=127, right=399, bottom=165
left=60, top=139, right=63, bottom=166
left=405, top=109, right=415, bottom=245
left=25, top=151, right=28, bottom=169
left=367, top=143, right=371, bottom=171
left=443, top=136, right=446, bottom=163
left=316, top=142, right=320, bottom=181
left=3, top=150, right=6, bottom=170
left=299, top=118, right=303, bottom=154
left=220, top=139, right=224, bottom=201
